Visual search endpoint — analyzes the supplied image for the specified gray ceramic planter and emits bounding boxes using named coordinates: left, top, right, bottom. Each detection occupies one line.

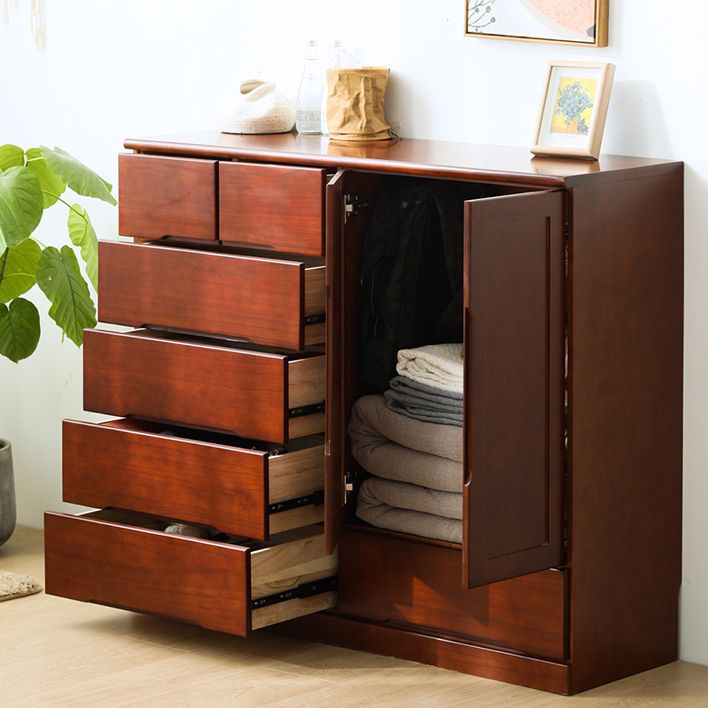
left=0, top=440, right=16, bottom=546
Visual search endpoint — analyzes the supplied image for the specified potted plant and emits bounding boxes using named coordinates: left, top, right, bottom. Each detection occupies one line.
left=0, top=144, right=116, bottom=545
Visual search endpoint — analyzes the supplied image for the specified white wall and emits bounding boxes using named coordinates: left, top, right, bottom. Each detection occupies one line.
left=1, top=0, right=706, bottom=665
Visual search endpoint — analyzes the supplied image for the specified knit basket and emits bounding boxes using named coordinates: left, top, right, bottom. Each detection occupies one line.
left=326, top=67, right=393, bottom=142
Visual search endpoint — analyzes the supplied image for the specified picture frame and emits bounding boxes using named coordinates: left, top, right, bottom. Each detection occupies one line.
left=531, top=60, right=615, bottom=160
left=465, top=0, right=609, bottom=48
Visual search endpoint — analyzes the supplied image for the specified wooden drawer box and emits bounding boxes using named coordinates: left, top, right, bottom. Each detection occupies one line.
left=119, top=154, right=217, bottom=241
left=45, top=511, right=337, bottom=635
left=83, top=330, right=325, bottom=444
left=219, top=162, right=327, bottom=257
left=62, top=418, right=325, bottom=540
left=98, top=241, right=325, bottom=350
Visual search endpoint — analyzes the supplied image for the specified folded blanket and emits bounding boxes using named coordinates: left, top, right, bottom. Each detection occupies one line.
left=357, top=478, right=462, bottom=543
left=349, top=396, right=462, bottom=468
left=396, top=343, right=464, bottom=394
left=384, top=375, right=463, bottom=427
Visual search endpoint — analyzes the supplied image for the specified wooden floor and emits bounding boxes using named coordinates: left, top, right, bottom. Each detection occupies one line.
left=2, top=527, right=707, bottom=707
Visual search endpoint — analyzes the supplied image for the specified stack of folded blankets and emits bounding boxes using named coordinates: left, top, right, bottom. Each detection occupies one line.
left=349, top=343, right=464, bottom=543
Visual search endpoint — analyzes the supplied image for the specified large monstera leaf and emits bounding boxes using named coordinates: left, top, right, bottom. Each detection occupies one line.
left=0, top=238, right=42, bottom=303
left=40, top=146, right=116, bottom=205
left=0, top=297, right=41, bottom=362
left=36, top=245, right=97, bottom=346
left=0, top=166, right=43, bottom=250
left=67, top=204, right=98, bottom=290
left=26, top=147, right=66, bottom=208
left=0, top=144, right=24, bottom=171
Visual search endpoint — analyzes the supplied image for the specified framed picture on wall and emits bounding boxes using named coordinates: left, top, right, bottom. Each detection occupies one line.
left=465, top=0, right=609, bottom=47
left=532, top=61, right=615, bottom=159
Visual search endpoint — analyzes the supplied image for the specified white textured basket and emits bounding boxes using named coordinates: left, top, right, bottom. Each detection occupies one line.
left=219, top=80, right=296, bottom=135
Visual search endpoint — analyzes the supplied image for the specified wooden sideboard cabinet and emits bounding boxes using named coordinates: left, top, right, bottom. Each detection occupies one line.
left=44, top=131, right=683, bottom=695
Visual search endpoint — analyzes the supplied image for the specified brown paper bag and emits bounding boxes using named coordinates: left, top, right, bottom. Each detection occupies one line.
left=326, top=67, right=392, bottom=142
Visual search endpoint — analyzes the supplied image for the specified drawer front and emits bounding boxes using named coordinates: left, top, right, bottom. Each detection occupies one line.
left=62, top=419, right=324, bottom=540
left=98, top=241, right=325, bottom=350
left=219, top=162, right=326, bottom=257
left=83, top=330, right=325, bottom=444
left=338, top=527, right=567, bottom=661
left=45, top=512, right=337, bottom=636
left=119, top=154, right=217, bottom=241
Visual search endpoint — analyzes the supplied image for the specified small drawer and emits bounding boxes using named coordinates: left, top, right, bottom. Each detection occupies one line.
left=219, top=161, right=327, bottom=257
left=119, top=153, right=217, bottom=242
left=83, top=329, right=325, bottom=445
left=62, top=418, right=325, bottom=540
left=45, top=511, right=337, bottom=636
left=98, top=241, right=325, bottom=350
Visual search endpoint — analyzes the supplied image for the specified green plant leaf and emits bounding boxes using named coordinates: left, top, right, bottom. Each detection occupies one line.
left=0, top=239, right=41, bottom=303
left=0, top=144, right=24, bottom=171
left=0, top=297, right=40, bottom=362
left=25, top=147, right=66, bottom=208
left=67, top=204, right=98, bottom=290
left=39, top=146, right=117, bottom=206
left=36, top=245, right=97, bottom=346
left=0, top=166, right=44, bottom=250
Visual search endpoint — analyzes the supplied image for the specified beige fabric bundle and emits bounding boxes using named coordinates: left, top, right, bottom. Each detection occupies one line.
left=357, top=479, right=463, bottom=543
left=326, top=67, right=393, bottom=142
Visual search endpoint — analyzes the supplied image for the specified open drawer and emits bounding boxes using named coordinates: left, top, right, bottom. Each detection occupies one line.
left=44, top=511, right=337, bottom=635
left=62, top=418, right=325, bottom=540
left=98, top=240, right=325, bottom=350
left=83, top=329, right=325, bottom=444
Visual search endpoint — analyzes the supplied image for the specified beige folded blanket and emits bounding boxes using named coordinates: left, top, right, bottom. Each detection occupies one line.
left=357, top=478, right=462, bottom=543
left=349, top=395, right=463, bottom=492
left=396, top=343, right=464, bottom=394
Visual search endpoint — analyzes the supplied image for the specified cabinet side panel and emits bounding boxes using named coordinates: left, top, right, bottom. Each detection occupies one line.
left=567, top=167, right=683, bottom=692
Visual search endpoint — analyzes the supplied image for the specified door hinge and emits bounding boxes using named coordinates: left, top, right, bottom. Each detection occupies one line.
left=343, top=470, right=354, bottom=503
left=344, top=193, right=369, bottom=223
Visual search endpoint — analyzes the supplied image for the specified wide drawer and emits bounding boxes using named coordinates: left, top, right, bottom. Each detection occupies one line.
left=44, top=511, right=337, bottom=636
left=98, top=240, right=325, bottom=350
left=219, top=162, right=327, bottom=257
left=62, top=418, right=325, bottom=540
left=119, top=153, right=217, bottom=242
left=83, top=329, right=325, bottom=444
left=338, top=526, right=567, bottom=661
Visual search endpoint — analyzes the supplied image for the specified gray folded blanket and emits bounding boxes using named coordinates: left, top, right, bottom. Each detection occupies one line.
left=357, top=477, right=462, bottom=543
left=349, top=395, right=463, bottom=493
left=384, top=375, right=463, bottom=427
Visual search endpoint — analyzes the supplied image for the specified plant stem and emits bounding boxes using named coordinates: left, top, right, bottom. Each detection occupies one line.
left=42, top=192, right=88, bottom=222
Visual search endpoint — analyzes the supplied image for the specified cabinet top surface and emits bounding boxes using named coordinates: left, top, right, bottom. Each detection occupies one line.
left=125, top=131, right=680, bottom=187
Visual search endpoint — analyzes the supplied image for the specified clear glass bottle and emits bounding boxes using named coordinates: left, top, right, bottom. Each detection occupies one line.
left=296, top=39, right=323, bottom=135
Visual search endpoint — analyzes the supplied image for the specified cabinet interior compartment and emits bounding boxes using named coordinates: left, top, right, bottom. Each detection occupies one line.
left=333, top=172, right=541, bottom=545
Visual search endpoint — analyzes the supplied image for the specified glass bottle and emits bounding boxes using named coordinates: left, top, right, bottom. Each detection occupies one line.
left=296, top=39, right=323, bottom=135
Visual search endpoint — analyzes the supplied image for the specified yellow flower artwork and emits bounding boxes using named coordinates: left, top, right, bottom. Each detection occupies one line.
left=550, top=77, right=598, bottom=136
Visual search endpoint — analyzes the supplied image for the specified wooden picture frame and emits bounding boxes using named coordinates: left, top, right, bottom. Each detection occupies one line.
left=465, top=0, right=609, bottom=47
left=531, top=60, right=615, bottom=160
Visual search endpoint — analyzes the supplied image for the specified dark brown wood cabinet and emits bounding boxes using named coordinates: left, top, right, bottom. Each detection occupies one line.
left=44, top=131, right=683, bottom=696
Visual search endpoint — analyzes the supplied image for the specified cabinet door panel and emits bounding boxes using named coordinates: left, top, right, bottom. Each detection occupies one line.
left=464, top=190, right=565, bottom=588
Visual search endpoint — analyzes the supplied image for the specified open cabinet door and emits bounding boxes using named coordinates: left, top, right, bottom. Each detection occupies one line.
left=464, top=190, right=565, bottom=588
left=324, top=169, right=386, bottom=553
left=324, top=170, right=345, bottom=552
